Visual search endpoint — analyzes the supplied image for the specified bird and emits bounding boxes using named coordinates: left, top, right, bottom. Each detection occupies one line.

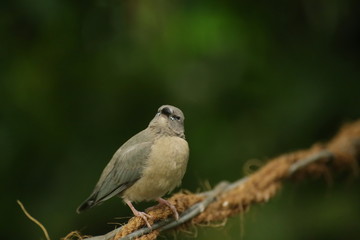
left=76, top=105, right=189, bottom=228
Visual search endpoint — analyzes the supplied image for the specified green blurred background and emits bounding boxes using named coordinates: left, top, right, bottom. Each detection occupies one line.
left=2, top=0, right=360, bottom=239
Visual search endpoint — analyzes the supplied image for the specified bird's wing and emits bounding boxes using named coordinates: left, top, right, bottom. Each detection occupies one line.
left=77, top=130, right=154, bottom=212
left=94, top=141, right=153, bottom=202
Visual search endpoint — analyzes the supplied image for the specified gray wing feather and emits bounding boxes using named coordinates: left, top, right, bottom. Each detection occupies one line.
left=94, top=141, right=153, bottom=202
left=77, top=129, right=155, bottom=212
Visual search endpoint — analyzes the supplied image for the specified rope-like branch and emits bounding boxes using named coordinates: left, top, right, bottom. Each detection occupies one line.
left=75, top=120, right=360, bottom=240
left=287, top=150, right=333, bottom=175
left=83, top=182, right=230, bottom=240
left=120, top=181, right=229, bottom=240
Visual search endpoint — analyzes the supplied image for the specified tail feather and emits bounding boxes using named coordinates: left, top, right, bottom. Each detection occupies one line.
left=76, top=196, right=97, bottom=213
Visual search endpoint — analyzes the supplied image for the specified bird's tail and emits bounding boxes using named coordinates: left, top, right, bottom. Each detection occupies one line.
left=76, top=195, right=97, bottom=213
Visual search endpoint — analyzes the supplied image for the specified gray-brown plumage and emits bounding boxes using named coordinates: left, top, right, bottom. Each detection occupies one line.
left=77, top=105, right=189, bottom=227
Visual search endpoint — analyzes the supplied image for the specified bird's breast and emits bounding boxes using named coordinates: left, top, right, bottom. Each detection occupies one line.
left=122, top=136, right=189, bottom=202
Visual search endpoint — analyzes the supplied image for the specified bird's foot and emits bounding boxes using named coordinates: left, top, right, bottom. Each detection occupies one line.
left=125, top=200, right=152, bottom=228
left=134, top=211, right=152, bottom=228
left=156, top=198, right=179, bottom=220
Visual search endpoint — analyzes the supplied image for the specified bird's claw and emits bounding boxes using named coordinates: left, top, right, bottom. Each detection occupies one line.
left=156, top=198, right=180, bottom=220
left=135, top=211, right=152, bottom=228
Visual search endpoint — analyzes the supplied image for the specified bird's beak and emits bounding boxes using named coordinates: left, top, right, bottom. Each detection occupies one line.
left=160, top=107, right=172, bottom=117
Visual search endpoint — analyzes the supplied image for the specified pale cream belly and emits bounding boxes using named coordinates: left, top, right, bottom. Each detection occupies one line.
left=122, top=136, right=189, bottom=202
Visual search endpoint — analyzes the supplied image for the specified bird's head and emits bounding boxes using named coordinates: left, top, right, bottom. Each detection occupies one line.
left=149, top=105, right=185, bottom=138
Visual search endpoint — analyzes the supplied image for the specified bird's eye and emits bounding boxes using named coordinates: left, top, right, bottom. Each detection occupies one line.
left=172, top=115, right=181, bottom=121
